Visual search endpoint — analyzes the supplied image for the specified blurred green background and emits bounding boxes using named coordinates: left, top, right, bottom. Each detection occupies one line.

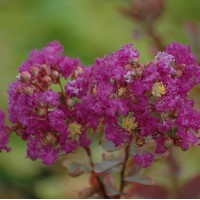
left=1, top=0, right=200, bottom=198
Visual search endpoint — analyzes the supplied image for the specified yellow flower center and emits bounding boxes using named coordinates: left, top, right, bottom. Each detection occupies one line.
left=69, top=122, right=82, bottom=135
left=75, top=66, right=84, bottom=77
left=122, top=116, right=138, bottom=131
left=42, top=132, right=57, bottom=145
left=118, top=87, right=126, bottom=96
left=152, top=82, right=166, bottom=97
left=93, top=85, right=97, bottom=94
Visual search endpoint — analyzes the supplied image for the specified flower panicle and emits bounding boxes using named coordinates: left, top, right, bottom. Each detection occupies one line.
left=1, top=40, right=200, bottom=168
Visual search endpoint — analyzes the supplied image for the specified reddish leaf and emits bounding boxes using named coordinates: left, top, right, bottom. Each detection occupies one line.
left=104, top=175, right=120, bottom=197
left=125, top=184, right=168, bottom=198
left=180, top=174, right=200, bottom=198
left=77, top=187, right=96, bottom=198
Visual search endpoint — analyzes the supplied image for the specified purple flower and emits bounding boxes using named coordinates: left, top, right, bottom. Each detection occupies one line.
left=0, top=109, right=11, bottom=152
left=134, top=153, right=154, bottom=168
left=48, top=109, right=67, bottom=134
left=79, top=132, right=91, bottom=147
left=5, top=41, right=200, bottom=166
left=27, top=137, right=59, bottom=165
left=166, top=42, right=196, bottom=65
left=19, top=41, right=64, bottom=72
left=59, top=56, right=80, bottom=78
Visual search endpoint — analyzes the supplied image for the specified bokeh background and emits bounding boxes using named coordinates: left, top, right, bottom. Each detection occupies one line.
left=1, top=0, right=200, bottom=198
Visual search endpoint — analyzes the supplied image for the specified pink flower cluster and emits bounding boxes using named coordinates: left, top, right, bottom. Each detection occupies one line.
left=0, top=109, right=11, bottom=152
left=1, top=41, right=200, bottom=167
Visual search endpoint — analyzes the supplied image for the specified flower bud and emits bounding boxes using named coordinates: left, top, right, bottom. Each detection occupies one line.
left=175, top=69, right=182, bottom=77
left=66, top=98, right=75, bottom=107
left=129, top=57, right=139, bottom=67
left=20, top=71, right=31, bottom=82
left=42, top=76, right=52, bottom=87
left=41, top=64, right=51, bottom=76
left=30, top=66, right=40, bottom=77
left=51, top=70, right=59, bottom=82
left=23, top=86, right=34, bottom=95
left=164, top=138, right=174, bottom=148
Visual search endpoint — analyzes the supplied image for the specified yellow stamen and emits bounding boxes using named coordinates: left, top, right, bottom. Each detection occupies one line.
left=75, top=66, right=84, bottom=77
left=69, top=122, right=82, bottom=135
left=152, top=82, right=166, bottom=97
left=122, top=116, right=138, bottom=131
left=118, top=87, right=126, bottom=96
left=42, top=132, right=57, bottom=145
left=93, top=85, right=97, bottom=94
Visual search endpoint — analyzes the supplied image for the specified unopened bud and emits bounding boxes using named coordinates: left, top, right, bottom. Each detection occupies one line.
left=17, top=86, right=23, bottom=93
left=66, top=98, right=75, bottom=107
left=135, top=68, right=143, bottom=76
left=42, top=76, right=52, bottom=87
left=51, top=70, right=59, bottom=81
left=41, top=64, right=51, bottom=76
left=23, top=86, right=34, bottom=95
left=164, top=138, right=174, bottom=148
left=136, top=137, right=145, bottom=147
left=20, top=71, right=31, bottom=82
left=30, top=66, right=40, bottom=77
left=129, top=57, right=139, bottom=67
left=177, top=63, right=186, bottom=70
left=175, top=70, right=182, bottom=77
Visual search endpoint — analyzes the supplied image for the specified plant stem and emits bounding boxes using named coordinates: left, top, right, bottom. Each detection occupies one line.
left=58, top=77, right=65, bottom=97
left=145, top=23, right=165, bottom=51
left=167, top=149, right=180, bottom=198
left=118, top=142, right=131, bottom=197
left=84, top=147, right=109, bottom=199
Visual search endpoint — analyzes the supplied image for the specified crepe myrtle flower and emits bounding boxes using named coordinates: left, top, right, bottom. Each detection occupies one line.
left=0, top=109, right=11, bottom=152
left=0, top=40, right=199, bottom=168
left=6, top=41, right=91, bottom=164
left=134, top=153, right=154, bottom=168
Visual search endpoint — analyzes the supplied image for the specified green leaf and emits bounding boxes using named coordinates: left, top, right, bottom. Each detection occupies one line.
left=124, top=174, right=154, bottom=185
left=94, top=157, right=123, bottom=174
left=62, top=161, right=88, bottom=177
left=102, top=139, right=116, bottom=152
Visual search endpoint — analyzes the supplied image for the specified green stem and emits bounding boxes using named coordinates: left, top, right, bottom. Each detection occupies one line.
left=58, top=77, right=65, bottom=97
left=84, top=147, right=109, bottom=199
left=145, top=23, right=165, bottom=51
left=118, top=141, right=131, bottom=198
